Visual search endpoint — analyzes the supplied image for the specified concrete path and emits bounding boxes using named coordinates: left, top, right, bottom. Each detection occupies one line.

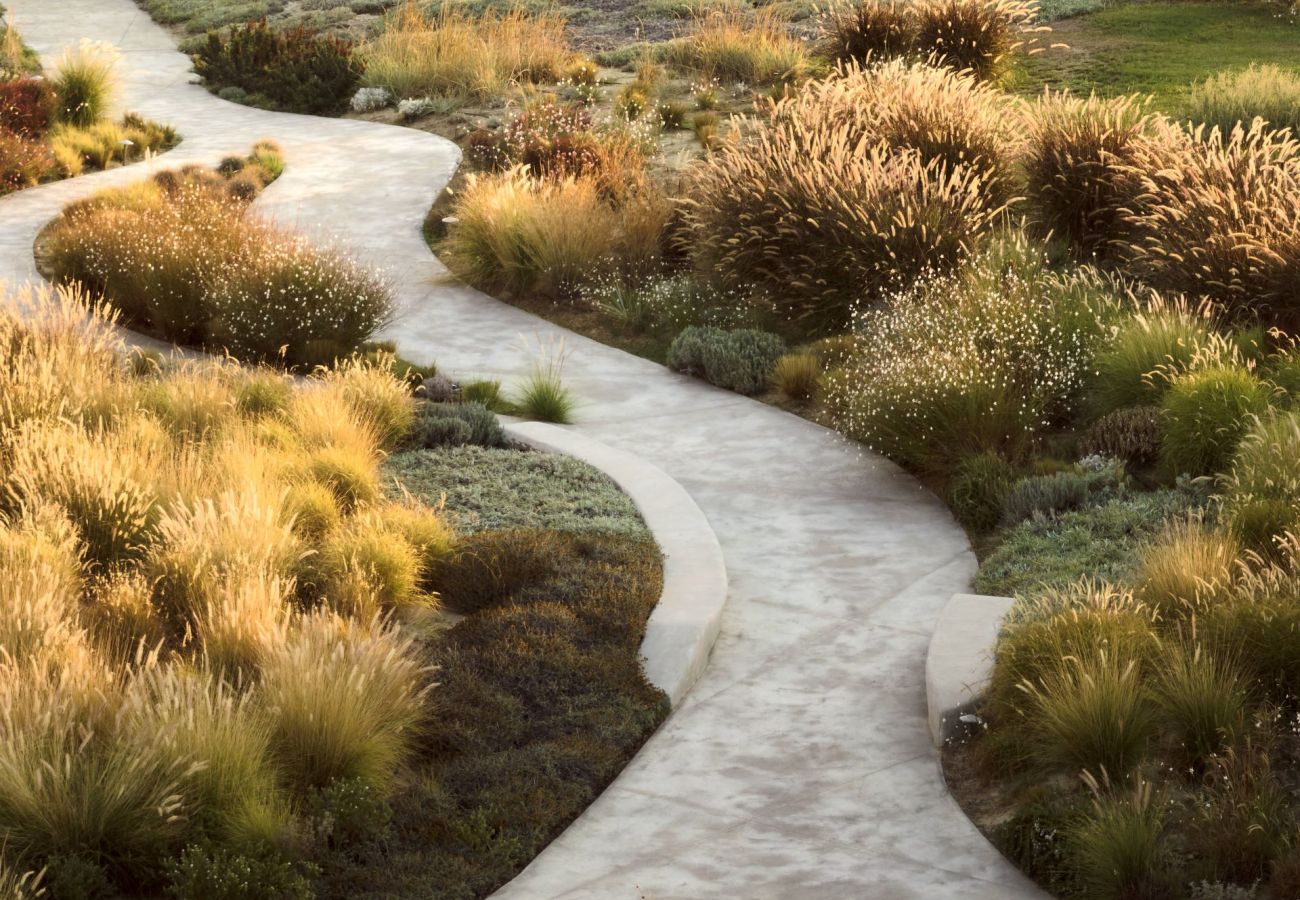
left=0, top=3, right=1043, bottom=897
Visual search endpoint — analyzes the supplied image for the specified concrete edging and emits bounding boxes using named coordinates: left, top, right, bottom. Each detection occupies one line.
left=925, top=591, right=1015, bottom=747
left=504, top=420, right=728, bottom=707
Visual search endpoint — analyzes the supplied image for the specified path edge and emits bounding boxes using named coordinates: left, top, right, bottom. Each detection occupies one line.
left=505, top=420, right=728, bottom=707
left=925, top=591, right=1013, bottom=747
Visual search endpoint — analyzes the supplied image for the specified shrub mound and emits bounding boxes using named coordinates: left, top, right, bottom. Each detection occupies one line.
left=678, top=60, right=1015, bottom=334
left=42, top=149, right=392, bottom=368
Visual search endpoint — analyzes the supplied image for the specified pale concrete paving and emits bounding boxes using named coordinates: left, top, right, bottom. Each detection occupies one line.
left=0, top=2, right=1044, bottom=896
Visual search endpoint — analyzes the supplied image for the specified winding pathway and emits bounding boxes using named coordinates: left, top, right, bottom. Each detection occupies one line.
left=0, top=3, right=1043, bottom=896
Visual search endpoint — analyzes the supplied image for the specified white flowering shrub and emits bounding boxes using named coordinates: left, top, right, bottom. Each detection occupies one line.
left=826, top=241, right=1109, bottom=473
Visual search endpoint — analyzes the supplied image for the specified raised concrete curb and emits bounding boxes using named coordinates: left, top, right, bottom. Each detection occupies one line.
left=926, top=592, right=1015, bottom=747
left=505, top=421, right=727, bottom=707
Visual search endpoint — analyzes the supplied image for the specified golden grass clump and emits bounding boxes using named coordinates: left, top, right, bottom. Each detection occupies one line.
left=1023, top=91, right=1156, bottom=257
left=259, top=610, right=431, bottom=792
left=360, top=1, right=571, bottom=105
left=443, top=165, right=669, bottom=301
left=1133, top=518, right=1241, bottom=618
left=0, top=282, right=443, bottom=884
left=50, top=39, right=119, bottom=128
left=679, top=60, right=1017, bottom=332
left=666, top=6, right=809, bottom=84
left=1117, top=119, right=1300, bottom=332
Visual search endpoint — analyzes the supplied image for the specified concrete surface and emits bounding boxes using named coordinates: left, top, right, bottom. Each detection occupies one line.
left=507, top=420, right=727, bottom=707
left=0, top=2, right=1044, bottom=895
left=926, top=593, right=1016, bottom=747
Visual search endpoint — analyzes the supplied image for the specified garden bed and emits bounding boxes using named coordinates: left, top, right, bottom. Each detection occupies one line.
left=0, top=282, right=667, bottom=900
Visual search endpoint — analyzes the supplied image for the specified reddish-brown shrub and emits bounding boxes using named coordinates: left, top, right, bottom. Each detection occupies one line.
left=0, top=132, right=55, bottom=194
left=0, top=78, right=55, bottom=138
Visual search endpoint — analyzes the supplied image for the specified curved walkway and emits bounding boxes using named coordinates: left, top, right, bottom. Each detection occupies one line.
left=1, top=3, right=1042, bottom=896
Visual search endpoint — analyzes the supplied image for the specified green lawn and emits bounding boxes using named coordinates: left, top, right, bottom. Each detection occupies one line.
left=1014, top=2, right=1300, bottom=114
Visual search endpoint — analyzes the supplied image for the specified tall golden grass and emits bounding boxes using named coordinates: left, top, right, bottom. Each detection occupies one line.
left=0, top=283, right=440, bottom=886
left=666, top=6, right=809, bottom=84
left=359, top=1, right=571, bottom=105
left=679, top=61, right=1018, bottom=332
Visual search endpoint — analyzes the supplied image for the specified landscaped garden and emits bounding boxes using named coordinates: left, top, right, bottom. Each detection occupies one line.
left=4, top=0, right=1300, bottom=894
left=1, top=9, right=178, bottom=194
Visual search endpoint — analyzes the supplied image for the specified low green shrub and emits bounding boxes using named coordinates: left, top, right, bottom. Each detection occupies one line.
left=166, top=842, right=316, bottom=900
left=975, top=487, right=1207, bottom=598
left=948, top=452, right=1015, bottom=532
left=666, top=326, right=785, bottom=395
left=408, top=402, right=506, bottom=449
left=1001, top=463, right=1126, bottom=526
left=384, top=447, right=647, bottom=536
left=1160, top=365, right=1273, bottom=477
left=1078, top=406, right=1164, bottom=468
left=194, top=19, right=359, bottom=114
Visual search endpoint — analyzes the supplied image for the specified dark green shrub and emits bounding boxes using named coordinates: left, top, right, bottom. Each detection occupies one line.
left=1069, top=778, right=1173, bottom=900
left=948, top=452, right=1015, bottom=532
left=1160, top=365, right=1272, bottom=477
left=408, top=402, right=506, bottom=449
left=975, top=487, right=1206, bottom=598
left=194, top=20, right=359, bottom=114
left=1189, top=746, right=1294, bottom=884
left=461, top=379, right=503, bottom=410
left=1078, top=406, right=1163, bottom=468
left=427, top=529, right=562, bottom=615
left=666, top=326, right=784, bottom=395
left=1001, top=462, right=1126, bottom=526
left=44, top=854, right=112, bottom=900
left=166, top=843, right=317, bottom=900
left=991, top=791, right=1083, bottom=895
left=307, top=777, right=393, bottom=848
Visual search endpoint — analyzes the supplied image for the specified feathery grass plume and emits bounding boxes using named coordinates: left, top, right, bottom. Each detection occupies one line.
left=911, top=0, right=1043, bottom=82
left=1187, top=64, right=1300, bottom=137
left=1023, top=91, right=1156, bottom=257
left=771, top=352, right=822, bottom=402
left=1199, top=534, right=1300, bottom=694
left=148, top=487, right=300, bottom=640
left=1019, top=650, right=1156, bottom=775
left=51, top=40, right=118, bottom=127
left=308, top=510, right=430, bottom=619
left=319, top=355, right=415, bottom=450
left=82, top=570, right=166, bottom=668
left=0, top=506, right=90, bottom=675
left=988, top=580, right=1159, bottom=725
left=666, top=6, right=808, bottom=83
left=816, top=0, right=914, bottom=66
left=135, top=362, right=239, bottom=441
left=1086, top=293, right=1217, bottom=417
left=1133, top=518, right=1240, bottom=619
left=1117, top=118, right=1300, bottom=332
left=1221, top=410, right=1300, bottom=554
left=0, top=661, right=195, bottom=873
left=4, top=419, right=163, bottom=570
left=1190, top=741, right=1295, bottom=883
left=359, top=0, right=570, bottom=106
left=120, top=663, right=288, bottom=845
left=826, top=239, right=1105, bottom=473
left=259, top=609, right=432, bottom=793
left=1071, top=772, right=1171, bottom=900
left=511, top=336, right=576, bottom=423
left=443, top=165, right=668, bottom=301
left=0, top=283, right=126, bottom=435
left=0, top=860, right=43, bottom=899
left=1152, top=641, right=1248, bottom=766
left=678, top=60, right=1018, bottom=333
